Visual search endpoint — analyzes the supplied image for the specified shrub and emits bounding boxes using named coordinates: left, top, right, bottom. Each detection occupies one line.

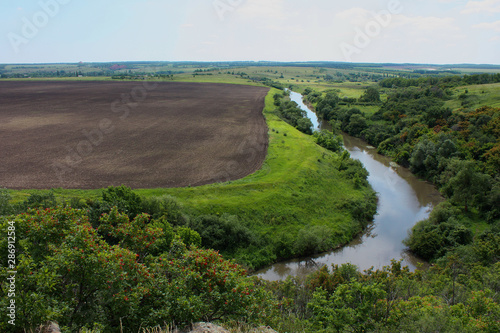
left=313, top=130, right=343, bottom=152
left=0, top=188, right=12, bottom=216
left=101, top=185, right=142, bottom=219
left=405, top=218, right=473, bottom=261
left=19, top=190, right=57, bottom=211
left=294, top=225, right=333, bottom=256
left=189, top=214, right=255, bottom=252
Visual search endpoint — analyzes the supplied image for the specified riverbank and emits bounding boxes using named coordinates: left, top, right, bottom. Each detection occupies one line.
left=254, top=91, right=443, bottom=280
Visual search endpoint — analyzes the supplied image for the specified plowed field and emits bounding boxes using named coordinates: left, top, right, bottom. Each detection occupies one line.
left=0, top=81, right=269, bottom=189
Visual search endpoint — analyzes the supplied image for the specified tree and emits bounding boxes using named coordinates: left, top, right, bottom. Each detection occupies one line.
left=359, top=86, right=381, bottom=103
left=441, top=161, right=491, bottom=212
left=346, top=113, right=368, bottom=136
left=101, top=185, right=143, bottom=219
left=296, top=118, right=313, bottom=135
left=313, top=130, right=343, bottom=152
left=308, top=280, right=386, bottom=332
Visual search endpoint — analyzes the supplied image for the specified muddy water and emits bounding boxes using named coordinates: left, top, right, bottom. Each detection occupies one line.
left=255, top=94, right=443, bottom=281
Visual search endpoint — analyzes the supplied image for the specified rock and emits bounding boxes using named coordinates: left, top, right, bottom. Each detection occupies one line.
left=249, top=326, right=279, bottom=333
left=188, top=322, right=230, bottom=333
left=40, top=322, right=61, bottom=333
left=185, top=323, right=278, bottom=333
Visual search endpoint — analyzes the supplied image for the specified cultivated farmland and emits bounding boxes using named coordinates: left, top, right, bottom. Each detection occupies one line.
left=0, top=81, right=269, bottom=189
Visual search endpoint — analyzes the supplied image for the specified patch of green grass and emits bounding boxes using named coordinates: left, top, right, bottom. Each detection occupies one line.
left=445, top=82, right=500, bottom=110
left=168, top=73, right=261, bottom=86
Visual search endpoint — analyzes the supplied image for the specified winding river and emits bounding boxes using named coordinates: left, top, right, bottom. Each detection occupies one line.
left=255, top=91, right=443, bottom=281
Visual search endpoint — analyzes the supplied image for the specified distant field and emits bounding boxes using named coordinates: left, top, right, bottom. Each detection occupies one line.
left=445, top=82, right=500, bottom=110
left=0, top=81, right=269, bottom=189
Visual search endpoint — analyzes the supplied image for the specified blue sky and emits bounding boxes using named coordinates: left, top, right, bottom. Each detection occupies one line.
left=1, top=0, right=499, bottom=64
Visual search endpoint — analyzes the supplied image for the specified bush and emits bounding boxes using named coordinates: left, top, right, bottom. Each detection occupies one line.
left=141, top=195, right=189, bottom=226
left=0, top=188, right=12, bottom=216
left=405, top=218, right=473, bottom=261
left=189, top=214, right=256, bottom=252
left=19, top=191, right=57, bottom=211
left=101, top=185, right=142, bottom=219
left=0, top=207, right=273, bottom=332
left=313, top=130, right=343, bottom=152
left=177, top=227, right=202, bottom=248
left=294, top=225, right=333, bottom=256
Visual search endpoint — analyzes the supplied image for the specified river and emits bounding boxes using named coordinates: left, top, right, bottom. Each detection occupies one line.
left=255, top=91, right=443, bottom=281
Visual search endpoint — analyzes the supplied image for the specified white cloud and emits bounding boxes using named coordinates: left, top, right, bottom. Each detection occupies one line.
left=335, top=7, right=372, bottom=25
left=237, top=0, right=289, bottom=21
left=462, top=0, right=500, bottom=14
left=473, top=20, right=500, bottom=31
left=392, top=15, right=461, bottom=35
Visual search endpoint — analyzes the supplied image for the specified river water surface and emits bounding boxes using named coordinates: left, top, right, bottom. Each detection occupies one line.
left=255, top=91, right=443, bottom=281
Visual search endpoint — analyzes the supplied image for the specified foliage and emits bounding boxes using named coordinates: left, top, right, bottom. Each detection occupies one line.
left=263, top=257, right=500, bottom=333
left=359, top=86, right=381, bottom=103
left=313, top=130, right=344, bottom=153
left=294, top=226, right=334, bottom=256
left=405, top=218, right=473, bottom=260
left=189, top=214, right=256, bottom=252
left=0, top=207, right=273, bottom=332
left=0, top=188, right=12, bottom=216
left=275, top=97, right=313, bottom=134
left=101, top=185, right=143, bottom=219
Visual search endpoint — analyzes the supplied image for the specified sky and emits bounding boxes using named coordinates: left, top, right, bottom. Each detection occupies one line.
left=1, top=0, right=499, bottom=65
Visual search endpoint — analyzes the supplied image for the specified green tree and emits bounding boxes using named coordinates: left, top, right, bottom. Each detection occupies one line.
left=101, top=185, right=143, bottom=219
left=313, top=130, right=343, bottom=152
left=441, top=161, right=491, bottom=212
left=359, top=86, right=381, bottom=103
left=308, top=280, right=386, bottom=332
left=296, top=118, right=314, bottom=135
left=345, top=113, right=368, bottom=136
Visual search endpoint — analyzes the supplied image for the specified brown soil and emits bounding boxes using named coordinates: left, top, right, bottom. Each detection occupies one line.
left=0, top=81, right=269, bottom=189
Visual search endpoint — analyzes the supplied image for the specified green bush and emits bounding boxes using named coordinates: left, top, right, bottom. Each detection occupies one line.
left=313, top=130, right=343, bottom=153
left=0, top=188, right=12, bottom=216
left=141, top=195, right=189, bottom=225
left=0, top=207, right=273, bottom=332
left=18, top=190, right=57, bottom=211
left=101, top=185, right=143, bottom=219
left=189, top=214, right=256, bottom=252
left=294, top=225, right=333, bottom=256
left=405, top=218, right=473, bottom=261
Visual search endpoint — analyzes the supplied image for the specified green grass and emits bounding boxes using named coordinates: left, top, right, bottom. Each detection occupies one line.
left=168, top=73, right=261, bottom=86
left=445, top=83, right=500, bottom=110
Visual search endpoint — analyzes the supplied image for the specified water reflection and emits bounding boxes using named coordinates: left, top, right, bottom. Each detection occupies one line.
left=287, top=90, right=321, bottom=132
